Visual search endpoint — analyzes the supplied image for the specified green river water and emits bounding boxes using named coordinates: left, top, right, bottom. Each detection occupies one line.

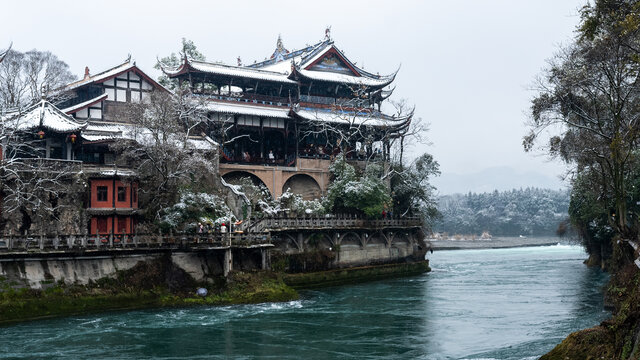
left=0, top=243, right=609, bottom=359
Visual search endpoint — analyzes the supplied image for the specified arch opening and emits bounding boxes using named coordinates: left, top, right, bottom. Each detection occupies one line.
left=282, top=174, right=322, bottom=200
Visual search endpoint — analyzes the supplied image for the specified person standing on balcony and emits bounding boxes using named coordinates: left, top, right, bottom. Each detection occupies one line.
left=268, top=150, right=275, bottom=163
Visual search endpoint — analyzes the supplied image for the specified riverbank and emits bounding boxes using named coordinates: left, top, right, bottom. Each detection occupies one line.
left=541, top=250, right=640, bottom=359
left=0, top=257, right=297, bottom=326
left=0, top=257, right=430, bottom=325
left=430, top=236, right=561, bottom=250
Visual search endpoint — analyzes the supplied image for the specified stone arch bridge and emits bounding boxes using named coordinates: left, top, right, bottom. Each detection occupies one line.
left=248, top=216, right=428, bottom=267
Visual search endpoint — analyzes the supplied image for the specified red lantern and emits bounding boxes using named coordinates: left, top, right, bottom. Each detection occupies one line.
left=70, top=134, right=77, bottom=143
left=37, top=130, right=45, bottom=139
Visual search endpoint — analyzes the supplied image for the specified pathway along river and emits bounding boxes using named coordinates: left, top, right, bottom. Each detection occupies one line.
left=0, top=243, right=609, bottom=359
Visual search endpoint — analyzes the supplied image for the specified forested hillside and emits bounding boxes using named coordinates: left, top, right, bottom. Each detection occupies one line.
left=433, top=188, right=569, bottom=236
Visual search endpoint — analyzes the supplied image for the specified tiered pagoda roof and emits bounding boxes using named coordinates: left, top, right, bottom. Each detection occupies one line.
left=163, top=34, right=408, bottom=135
left=164, top=38, right=397, bottom=90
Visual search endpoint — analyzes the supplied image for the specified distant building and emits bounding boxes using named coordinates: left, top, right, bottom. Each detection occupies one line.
left=163, top=35, right=411, bottom=199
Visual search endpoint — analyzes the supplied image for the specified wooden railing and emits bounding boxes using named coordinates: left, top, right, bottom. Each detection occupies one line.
left=0, top=232, right=271, bottom=253
left=0, top=216, right=422, bottom=254
left=247, top=215, right=423, bottom=233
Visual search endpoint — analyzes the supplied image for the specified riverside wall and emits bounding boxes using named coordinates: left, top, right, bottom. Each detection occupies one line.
left=0, top=249, right=269, bottom=289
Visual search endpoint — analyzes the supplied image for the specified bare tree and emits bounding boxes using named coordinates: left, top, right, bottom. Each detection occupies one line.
left=298, top=89, right=412, bottom=166
left=389, top=99, right=429, bottom=167
left=114, top=88, right=217, bottom=223
left=0, top=48, right=75, bottom=110
left=0, top=107, right=82, bottom=235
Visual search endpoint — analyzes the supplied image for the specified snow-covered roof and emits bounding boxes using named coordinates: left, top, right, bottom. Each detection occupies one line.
left=203, top=100, right=290, bottom=118
left=251, top=39, right=329, bottom=71
left=62, top=57, right=167, bottom=93
left=61, top=93, right=108, bottom=114
left=82, top=121, right=216, bottom=150
left=293, top=108, right=411, bottom=128
left=64, top=61, right=136, bottom=91
left=80, top=121, right=134, bottom=142
left=7, top=100, right=86, bottom=133
left=292, top=67, right=396, bottom=87
left=167, top=37, right=397, bottom=89
left=165, top=59, right=296, bottom=84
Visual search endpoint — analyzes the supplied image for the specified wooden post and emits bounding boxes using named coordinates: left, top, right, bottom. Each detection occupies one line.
left=109, top=232, right=113, bottom=247
left=223, top=248, right=232, bottom=277
left=261, top=248, right=270, bottom=270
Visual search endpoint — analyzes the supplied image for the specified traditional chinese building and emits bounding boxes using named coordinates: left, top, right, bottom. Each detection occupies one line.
left=54, top=58, right=165, bottom=236
left=163, top=33, right=411, bottom=199
left=1, top=58, right=213, bottom=237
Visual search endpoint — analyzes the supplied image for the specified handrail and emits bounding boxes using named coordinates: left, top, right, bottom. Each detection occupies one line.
left=247, top=215, right=423, bottom=232
left=0, top=232, right=271, bottom=253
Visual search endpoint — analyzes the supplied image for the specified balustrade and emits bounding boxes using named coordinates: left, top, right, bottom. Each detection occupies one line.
left=0, top=232, right=271, bottom=253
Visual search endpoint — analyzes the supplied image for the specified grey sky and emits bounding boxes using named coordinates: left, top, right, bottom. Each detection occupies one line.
left=1, top=0, right=586, bottom=193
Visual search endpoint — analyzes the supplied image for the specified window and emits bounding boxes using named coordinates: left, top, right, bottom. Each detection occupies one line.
left=117, top=186, right=126, bottom=202
left=116, top=89, right=127, bottom=102
left=132, top=185, right=137, bottom=203
left=130, top=90, right=141, bottom=103
left=105, top=88, right=115, bottom=101
left=97, top=186, right=108, bottom=202
left=89, top=108, right=102, bottom=119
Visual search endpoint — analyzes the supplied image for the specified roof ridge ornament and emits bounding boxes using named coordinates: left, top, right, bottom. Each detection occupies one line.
left=271, top=34, right=289, bottom=62
left=325, top=26, right=332, bottom=41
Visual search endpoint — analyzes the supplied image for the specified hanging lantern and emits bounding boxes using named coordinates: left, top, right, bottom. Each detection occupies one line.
left=69, top=134, right=77, bottom=143
left=37, top=130, right=45, bottom=139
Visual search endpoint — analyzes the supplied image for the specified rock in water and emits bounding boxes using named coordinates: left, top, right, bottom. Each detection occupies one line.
left=196, top=288, right=208, bottom=297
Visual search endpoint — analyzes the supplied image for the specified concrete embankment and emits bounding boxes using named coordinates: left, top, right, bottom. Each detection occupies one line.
left=0, top=254, right=295, bottom=325
left=283, top=261, right=431, bottom=289
left=430, top=237, right=561, bottom=250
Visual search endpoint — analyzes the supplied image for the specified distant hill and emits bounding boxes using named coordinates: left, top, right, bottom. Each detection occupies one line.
left=431, top=166, right=566, bottom=195
left=433, top=187, right=570, bottom=236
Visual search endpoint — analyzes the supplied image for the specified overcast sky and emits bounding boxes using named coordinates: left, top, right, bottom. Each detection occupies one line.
left=1, top=0, right=587, bottom=193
